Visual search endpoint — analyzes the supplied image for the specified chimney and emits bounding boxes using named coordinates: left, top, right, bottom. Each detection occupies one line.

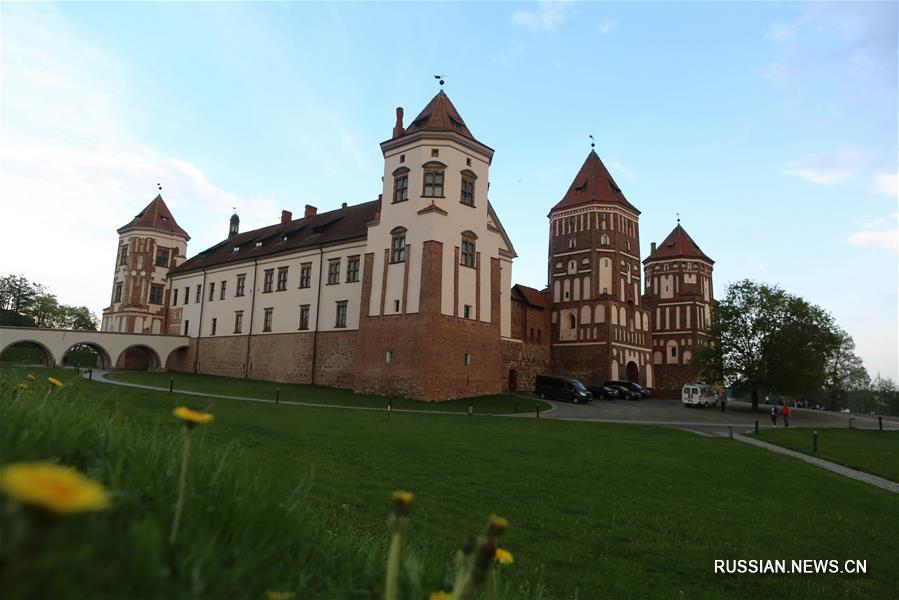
left=392, top=107, right=405, bottom=138
left=650, top=242, right=657, bottom=254
left=304, top=204, right=317, bottom=219
left=341, top=202, right=348, bottom=209
left=281, top=210, right=292, bottom=225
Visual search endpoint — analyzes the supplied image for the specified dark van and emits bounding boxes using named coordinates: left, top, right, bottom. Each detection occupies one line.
left=534, top=374, right=592, bottom=403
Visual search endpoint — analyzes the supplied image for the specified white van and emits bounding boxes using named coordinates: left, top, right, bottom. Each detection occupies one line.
left=682, top=384, right=718, bottom=407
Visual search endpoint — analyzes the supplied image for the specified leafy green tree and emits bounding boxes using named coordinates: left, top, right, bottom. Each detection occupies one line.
left=0, top=274, right=98, bottom=331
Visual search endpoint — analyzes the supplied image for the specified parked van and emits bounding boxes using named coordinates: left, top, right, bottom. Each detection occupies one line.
left=682, top=384, right=718, bottom=407
left=534, top=374, right=592, bottom=403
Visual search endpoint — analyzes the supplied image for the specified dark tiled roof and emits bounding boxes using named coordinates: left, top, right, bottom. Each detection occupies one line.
left=400, top=90, right=480, bottom=143
left=512, top=284, right=550, bottom=309
left=644, top=224, right=714, bottom=264
left=550, top=150, right=639, bottom=214
left=118, top=195, right=190, bottom=239
left=169, top=200, right=379, bottom=276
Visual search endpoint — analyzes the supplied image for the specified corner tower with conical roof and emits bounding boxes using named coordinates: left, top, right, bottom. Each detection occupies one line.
left=101, top=194, right=189, bottom=338
left=547, top=150, right=654, bottom=387
left=354, top=90, right=517, bottom=401
left=642, top=223, right=715, bottom=394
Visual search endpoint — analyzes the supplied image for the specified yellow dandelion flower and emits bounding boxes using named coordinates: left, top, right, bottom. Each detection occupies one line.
left=391, top=489, right=414, bottom=516
left=265, top=591, right=295, bottom=600
left=173, top=406, right=214, bottom=424
left=47, top=377, right=64, bottom=388
left=430, top=592, right=454, bottom=600
left=26, top=373, right=36, bottom=380
left=494, top=547, right=514, bottom=565
left=18, top=383, right=28, bottom=390
left=488, top=513, right=508, bottom=537
left=0, top=462, right=109, bottom=515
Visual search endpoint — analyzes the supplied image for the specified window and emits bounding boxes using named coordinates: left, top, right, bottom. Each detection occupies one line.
left=393, top=299, right=400, bottom=312
left=346, top=256, right=360, bottom=282
left=327, top=259, right=340, bottom=284
left=211, top=318, right=217, bottom=336
left=184, top=287, right=190, bottom=304
left=220, top=280, right=227, bottom=300
left=236, top=274, right=246, bottom=297
left=149, top=284, right=164, bottom=305
left=234, top=311, right=243, bottom=334
left=464, top=352, right=472, bottom=367
left=277, top=267, right=289, bottom=291
left=299, top=263, right=312, bottom=288
left=263, top=269, right=274, bottom=293
left=422, top=162, right=445, bottom=197
left=183, top=320, right=190, bottom=336
left=155, top=247, right=170, bottom=267
left=393, top=168, right=409, bottom=203
left=209, top=282, right=215, bottom=301
left=119, top=245, right=128, bottom=265
left=386, top=351, right=392, bottom=365
left=173, top=288, right=179, bottom=306
left=460, top=171, right=476, bottom=206
left=390, top=228, right=406, bottom=263
left=298, top=305, right=310, bottom=330
left=671, top=345, right=678, bottom=358
left=431, top=148, right=439, bottom=157
left=399, top=154, right=405, bottom=163
left=466, top=157, right=472, bottom=166
left=263, top=308, right=273, bottom=332
left=335, top=301, right=348, bottom=328
left=601, top=234, right=610, bottom=246
left=461, top=238, right=476, bottom=268
left=195, top=285, right=201, bottom=304
left=114, top=282, right=123, bottom=303
left=463, top=304, right=471, bottom=319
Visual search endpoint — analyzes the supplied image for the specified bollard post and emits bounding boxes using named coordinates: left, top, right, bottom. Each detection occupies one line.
left=728, top=426, right=733, bottom=439
left=879, top=416, right=883, bottom=431
left=536, top=404, right=540, bottom=419
left=515, top=399, right=519, bottom=414
left=468, top=404, right=473, bottom=416
left=813, top=430, right=818, bottom=453
left=169, top=378, right=173, bottom=393
left=755, top=419, right=759, bottom=434
left=275, top=387, right=280, bottom=404
left=387, top=400, right=392, bottom=420
left=89, top=369, right=93, bottom=381
left=849, top=417, right=854, bottom=429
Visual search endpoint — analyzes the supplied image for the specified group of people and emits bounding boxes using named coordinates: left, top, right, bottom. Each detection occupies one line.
left=769, top=402, right=792, bottom=427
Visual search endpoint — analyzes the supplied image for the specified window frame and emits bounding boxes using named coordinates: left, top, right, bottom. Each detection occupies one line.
left=334, top=300, right=348, bottom=328
left=263, top=307, right=273, bottom=332
left=421, top=161, right=446, bottom=198
left=234, top=310, right=243, bottom=334
left=298, top=304, right=310, bottom=330
left=263, top=269, right=274, bottom=293
left=208, top=282, right=215, bottom=302
left=346, top=256, right=360, bottom=283
left=299, top=263, right=312, bottom=288
left=390, top=228, right=406, bottom=263
left=327, top=259, right=341, bottom=285
left=460, top=169, right=477, bottom=207
left=276, top=266, right=289, bottom=291
left=149, top=285, right=165, bottom=305
left=236, top=274, right=246, bottom=297
left=392, top=167, right=409, bottom=203
left=114, top=282, right=123, bottom=303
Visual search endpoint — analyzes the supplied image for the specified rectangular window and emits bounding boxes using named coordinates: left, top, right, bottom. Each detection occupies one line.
left=236, top=274, right=246, bottom=297
left=263, top=269, right=274, bottom=293
left=183, top=320, right=190, bottom=336
left=211, top=318, right=217, bottom=336
left=423, top=170, right=444, bottom=197
left=149, top=284, right=164, bottom=305
left=184, top=287, right=190, bottom=304
left=234, top=311, right=243, bottom=334
left=155, top=247, right=170, bottom=267
left=346, top=256, right=360, bottom=283
left=173, top=288, right=179, bottom=306
left=461, top=239, right=476, bottom=268
left=463, top=304, right=471, bottom=319
left=393, top=175, right=408, bottom=202
left=335, top=301, right=348, bottom=328
left=464, top=352, right=472, bottom=366
left=393, top=299, right=400, bottom=313
left=208, top=282, right=215, bottom=301
left=277, top=266, right=289, bottom=291
left=327, top=259, right=340, bottom=285
left=119, top=245, right=128, bottom=265
left=298, top=304, right=310, bottom=330
left=391, top=234, right=406, bottom=263
left=263, top=307, right=273, bottom=332
left=114, top=282, right=123, bottom=303
left=299, top=263, right=312, bottom=288
left=195, top=285, right=201, bottom=304
left=220, top=280, right=227, bottom=300
left=386, top=351, right=392, bottom=365
left=461, top=178, right=475, bottom=206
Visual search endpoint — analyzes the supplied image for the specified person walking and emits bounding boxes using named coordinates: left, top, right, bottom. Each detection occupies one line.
left=782, top=402, right=791, bottom=428
left=770, top=404, right=778, bottom=427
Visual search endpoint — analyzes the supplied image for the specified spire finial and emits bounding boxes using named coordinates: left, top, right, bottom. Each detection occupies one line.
left=677, top=212, right=680, bottom=225
left=157, top=183, right=162, bottom=191
left=589, top=134, right=595, bottom=149
left=434, top=74, right=445, bottom=88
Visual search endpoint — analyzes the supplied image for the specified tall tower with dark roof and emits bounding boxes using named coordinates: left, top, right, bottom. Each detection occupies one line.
left=642, top=223, right=715, bottom=394
left=547, top=150, right=654, bottom=387
left=101, top=194, right=189, bottom=338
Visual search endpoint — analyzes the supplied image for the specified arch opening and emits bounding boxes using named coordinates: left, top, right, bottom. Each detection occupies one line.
left=62, top=343, right=111, bottom=369
left=116, top=345, right=161, bottom=371
left=626, top=361, right=639, bottom=383
left=0, top=341, right=55, bottom=367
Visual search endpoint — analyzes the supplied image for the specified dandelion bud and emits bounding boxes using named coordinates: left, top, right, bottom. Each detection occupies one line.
left=487, top=514, right=508, bottom=538
left=391, top=490, right=414, bottom=516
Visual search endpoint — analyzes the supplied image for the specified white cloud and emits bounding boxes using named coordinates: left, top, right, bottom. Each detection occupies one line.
left=848, top=213, right=898, bottom=250
left=781, top=148, right=866, bottom=185
left=512, top=1, right=575, bottom=32
left=872, top=172, right=898, bottom=197
left=598, top=19, right=616, bottom=34
left=607, top=160, right=636, bottom=180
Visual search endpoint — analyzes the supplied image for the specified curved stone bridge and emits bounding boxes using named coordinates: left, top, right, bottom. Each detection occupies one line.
left=0, top=326, right=190, bottom=371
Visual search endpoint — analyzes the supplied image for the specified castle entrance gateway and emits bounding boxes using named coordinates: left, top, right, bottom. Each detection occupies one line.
left=626, top=360, right=639, bottom=383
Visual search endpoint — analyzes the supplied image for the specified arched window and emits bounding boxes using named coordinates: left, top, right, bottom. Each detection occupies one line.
left=392, top=167, right=409, bottom=203
left=601, top=234, right=610, bottom=246
left=619, top=306, right=627, bottom=325
left=568, top=314, right=576, bottom=329
left=390, top=227, right=406, bottom=263
left=537, top=329, right=542, bottom=343
left=580, top=305, right=591, bottom=325
left=460, top=169, right=477, bottom=206
left=460, top=230, right=477, bottom=268
left=594, top=305, right=605, bottom=323
left=422, top=161, right=446, bottom=197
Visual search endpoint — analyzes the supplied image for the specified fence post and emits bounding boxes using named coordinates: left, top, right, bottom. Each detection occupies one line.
left=89, top=369, right=93, bottom=381
left=728, top=426, right=733, bottom=439
left=755, top=419, right=759, bottom=434
left=169, top=378, right=173, bottom=393
left=879, top=416, right=883, bottom=431
left=813, top=430, right=818, bottom=453
left=275, top=387, right=280, bottom=404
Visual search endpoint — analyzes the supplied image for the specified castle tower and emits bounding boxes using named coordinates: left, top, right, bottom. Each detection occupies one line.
left=642, top=223, right=714, bottom=395
left=354, top=90, right=517, bottom=401
left=102, top=194, right=189, bottom=335
left=547, top=150, right=654, bottom=387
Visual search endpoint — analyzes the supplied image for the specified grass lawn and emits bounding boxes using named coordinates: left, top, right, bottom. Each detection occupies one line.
left=754, top=427, right=899, bottom=482
left=105, top=369, right=550, bottom=415
left=2, top=366, right=898, bottom=599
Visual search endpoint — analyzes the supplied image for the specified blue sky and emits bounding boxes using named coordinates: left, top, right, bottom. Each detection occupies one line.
left=1, top=1, right=896, bottom=378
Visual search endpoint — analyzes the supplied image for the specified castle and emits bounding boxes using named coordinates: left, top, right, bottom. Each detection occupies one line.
left=101, top=91, right=714, bottom=400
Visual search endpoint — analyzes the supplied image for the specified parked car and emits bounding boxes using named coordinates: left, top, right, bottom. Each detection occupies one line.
left=604, top=380, right=646, bottom=400
left=682, top=383, right=718, bottom=407
left=586, top=384, right=620, bottom=400
left=534, top=374, right=593, bottom=404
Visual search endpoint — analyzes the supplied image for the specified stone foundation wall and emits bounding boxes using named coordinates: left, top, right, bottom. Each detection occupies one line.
left=501, top=340, right=550, bottom=393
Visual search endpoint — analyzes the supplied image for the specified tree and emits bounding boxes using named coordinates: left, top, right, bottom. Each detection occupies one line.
left=692, top=280, right=843, bottom=410
left=0, top=274, right=98, bottom=331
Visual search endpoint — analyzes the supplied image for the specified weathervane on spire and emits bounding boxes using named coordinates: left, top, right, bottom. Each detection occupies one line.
left=677, top=212, right=680, bottom=224
left=157, top=183, right=162, bottom=191
left=434, top=74, right=445, bottom=88
left=589, top=134, right=595, bottom=149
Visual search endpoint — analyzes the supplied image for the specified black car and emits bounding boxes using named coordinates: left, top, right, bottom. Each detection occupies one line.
left=586, top=384, right=620, bottom=400
left=534, top=374, right=593, bottom=403
left=604, top=380, right=645, bottom=400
